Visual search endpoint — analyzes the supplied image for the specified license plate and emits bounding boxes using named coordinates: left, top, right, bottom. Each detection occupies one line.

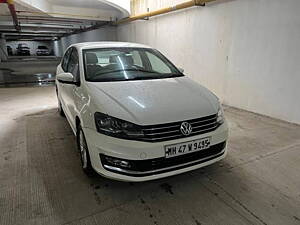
left=164, top=137, right=211, bottom=158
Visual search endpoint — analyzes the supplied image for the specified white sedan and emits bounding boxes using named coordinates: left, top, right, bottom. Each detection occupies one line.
left=56, top=42, right=228, bottom=182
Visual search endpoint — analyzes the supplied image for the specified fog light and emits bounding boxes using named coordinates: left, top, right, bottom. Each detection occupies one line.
left=101, top=155, right=132, bottom=169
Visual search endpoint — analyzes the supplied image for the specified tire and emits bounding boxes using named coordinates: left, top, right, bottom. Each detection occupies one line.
left=77, top=125, right=95, bottom=176
left=58, top=99, right=65, bottom=117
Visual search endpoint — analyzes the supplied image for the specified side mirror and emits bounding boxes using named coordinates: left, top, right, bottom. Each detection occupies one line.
left=178, top=67, right=184, bottom=73
left=57, top=72, right=78, bottom=85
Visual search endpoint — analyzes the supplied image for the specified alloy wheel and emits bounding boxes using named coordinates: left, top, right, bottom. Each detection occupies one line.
left=79, top=130, right=88, bottom=169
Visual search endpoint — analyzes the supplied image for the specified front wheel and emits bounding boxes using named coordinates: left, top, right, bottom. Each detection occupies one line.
left=77, top=126, right=95, bottom=176
left=56, top=86, right=65, bottom=117
left=58, top=98, right=65, bottom=117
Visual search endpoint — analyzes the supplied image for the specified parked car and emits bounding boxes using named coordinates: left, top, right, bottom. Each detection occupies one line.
left=6, top=46, right=13, bottom=56
left=56, top=42, right=228, bottom=182
left=36, top=46, right=50, bottom=56
left=17, top=43, right=30, bottom=56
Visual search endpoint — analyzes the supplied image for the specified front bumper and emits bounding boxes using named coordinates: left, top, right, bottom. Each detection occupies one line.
left=37, top=52, right=50, bottom=56
left=18, top=51, right=30, bottom=55
left=83, top=121, right=228, bottom=182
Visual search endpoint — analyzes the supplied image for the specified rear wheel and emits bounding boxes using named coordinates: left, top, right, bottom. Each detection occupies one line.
left=77, top=126, right=95, bottom=176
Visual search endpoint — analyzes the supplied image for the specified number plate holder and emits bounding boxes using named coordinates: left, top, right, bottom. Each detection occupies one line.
left=164, top=137, right=211, bottom=158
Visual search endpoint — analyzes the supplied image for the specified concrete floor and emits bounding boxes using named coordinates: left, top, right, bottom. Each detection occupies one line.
left=0, top=86, right=300, bottom=225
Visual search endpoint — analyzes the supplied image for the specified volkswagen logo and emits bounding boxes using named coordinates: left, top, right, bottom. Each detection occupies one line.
left=180, top=122, right=192, bottom=136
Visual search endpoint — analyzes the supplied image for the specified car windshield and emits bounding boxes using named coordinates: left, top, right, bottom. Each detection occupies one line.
left=83, top=48, right=183, bottom=82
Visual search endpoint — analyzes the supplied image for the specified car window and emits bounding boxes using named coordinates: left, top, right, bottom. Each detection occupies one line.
left=131, top=50, right=143, bottom=67
left=83, top=48, right=182, bottom=82
left=145, top=51, right=171, bottom=73
left=67, top=48, right=80, bottom=82
left=62, top=48, right=72, bottom=72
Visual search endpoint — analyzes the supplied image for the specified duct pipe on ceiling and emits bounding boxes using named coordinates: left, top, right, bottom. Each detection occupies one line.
left=116, top=0, right=217, bottom=24
left=0, top=0, right=20, bottom=31
left=16, top=10, right=106, bottom=20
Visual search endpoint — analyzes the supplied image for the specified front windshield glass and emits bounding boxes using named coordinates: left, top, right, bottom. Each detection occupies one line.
left=83, top=48, right=183, bottom=82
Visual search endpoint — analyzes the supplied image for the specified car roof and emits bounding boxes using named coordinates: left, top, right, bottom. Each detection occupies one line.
left=70, top=41, right=152, bottom=50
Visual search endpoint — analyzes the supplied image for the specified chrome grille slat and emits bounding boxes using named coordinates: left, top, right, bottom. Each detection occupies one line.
left=192, top=121, right=217, bottom=129
left=143, top=129, right=180, bottom=136
left=140, top=114, right=218, bottom=142
left=190, top=117, right=217, bottom=125
left=191, top=125, right=218, bottom=134
left=141, top=126, right=218, bottom=141
left=142, top=124, right=179, bottom=131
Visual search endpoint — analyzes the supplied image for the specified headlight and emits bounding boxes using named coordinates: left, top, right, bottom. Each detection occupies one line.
left=94, top=112, right=144, bottom=139
left=217, top=106, right=224, bottom=124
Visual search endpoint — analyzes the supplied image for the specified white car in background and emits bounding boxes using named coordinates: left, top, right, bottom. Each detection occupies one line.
left=56, top=42, right=228, bottom=182
left=36, top=46, right=50, bottom=56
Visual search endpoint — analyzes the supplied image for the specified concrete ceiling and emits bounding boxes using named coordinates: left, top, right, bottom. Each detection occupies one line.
left=0, top=0, right=130, bottom=41
left=47, top=0, right=116, bottom=10
left=0, top=5, right=9, bottom=15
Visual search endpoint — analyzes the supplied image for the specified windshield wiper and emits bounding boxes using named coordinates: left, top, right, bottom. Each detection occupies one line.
left=89, top=70, right=183, bottom=82
left=95, top=68, right=159, bottom=76
left=126, top=76, right=163, bottom=81
left=126, top=73, right=183, bottom=81
left=89, top=75, right=172, bottom=82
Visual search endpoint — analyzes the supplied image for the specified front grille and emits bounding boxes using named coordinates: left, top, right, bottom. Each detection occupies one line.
left=100, top=141, right=226, bottom=177
left=139, top=114, right=218, bottom=142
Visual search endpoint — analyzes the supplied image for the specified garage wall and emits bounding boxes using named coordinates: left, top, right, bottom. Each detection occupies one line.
left=117, top=0, right=300, bottom=124
left=0, top=36, right=7, bottom=62
left=6, top=41, right=54, bottom=56
left=55, top=27, right=117, bottom=56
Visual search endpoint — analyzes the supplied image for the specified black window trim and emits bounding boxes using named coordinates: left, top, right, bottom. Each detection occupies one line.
left=60, top=47, right=81, bottom=86
left=69, top=48, right=81, bottom=86
left=61, top=47, right=73, bottom=72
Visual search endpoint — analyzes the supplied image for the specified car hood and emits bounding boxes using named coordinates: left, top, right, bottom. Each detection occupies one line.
left=86, top=76, right=219, bottom=125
